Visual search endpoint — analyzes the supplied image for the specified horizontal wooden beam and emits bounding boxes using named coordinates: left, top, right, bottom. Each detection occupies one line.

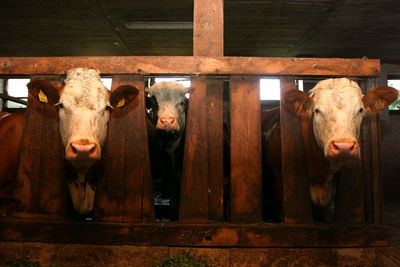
left=0, top=219, right=389, bottom=248
left=0, top=56, right=380, bottom=77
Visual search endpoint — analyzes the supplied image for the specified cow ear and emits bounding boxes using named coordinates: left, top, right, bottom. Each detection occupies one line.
left=110, top=85, right=139, bottom=109
left=27, top=80, right=60, bottom=105
left=362, top=86, right=399, bottom=113
left=285, top=89, right=313, bottom=117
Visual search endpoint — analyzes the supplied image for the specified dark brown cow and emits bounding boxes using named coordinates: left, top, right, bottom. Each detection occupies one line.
left=147, top=81, right=189, bottom=220
left=263, top=78, right=398, bottom=221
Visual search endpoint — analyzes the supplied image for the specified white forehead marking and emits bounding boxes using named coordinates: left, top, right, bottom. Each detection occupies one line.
left=309, top=78, right=362, bottom=110
left=148, top=81, right=188, bottom=102
left=61, top=68, right=109, bottom=110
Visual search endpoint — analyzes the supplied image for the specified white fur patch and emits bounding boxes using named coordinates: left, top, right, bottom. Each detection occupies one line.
left=309, top=78, right=363, bottom=158
left=59, top=68, right=110, bottom=150
left=59, top=68, right=111, bottom=215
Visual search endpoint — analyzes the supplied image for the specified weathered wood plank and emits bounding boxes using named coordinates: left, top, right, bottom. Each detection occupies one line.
left=280, top=76, right=313, bottom=224
left=94, top=75, right=154, bottom=222
left=0, top=219, right=389, bottom=248
left=179, top=76, right=209, bottom=223
left=359, top=78, right=383, bottom=224
left=230, top=76, right=262, bottom=223
left=335, top=160, right=365, bottom=223
left=0, top=56, right=380, bottom=77
left=13, top=75, right=66, bottom=219
left=193, top=0, right=224, bottom=56
left=207, top=79, right=224, bottom=221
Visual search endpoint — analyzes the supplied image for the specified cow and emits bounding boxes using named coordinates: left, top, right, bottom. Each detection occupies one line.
left=147, top=81, right=189, bottom=220
left=0, top=68, right=139, bottom=216
left=263, top=78, right=398, bottom=221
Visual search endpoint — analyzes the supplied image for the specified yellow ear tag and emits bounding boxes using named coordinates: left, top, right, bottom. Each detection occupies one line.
left=38, top=90, right=48, bottom=103
left=116, top=98, right=125, bottom=108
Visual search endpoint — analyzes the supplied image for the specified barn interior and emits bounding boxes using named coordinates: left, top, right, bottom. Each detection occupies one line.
left=0, top=0, right=400, bottom=266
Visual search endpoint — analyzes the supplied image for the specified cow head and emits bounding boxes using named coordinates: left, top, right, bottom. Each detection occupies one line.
left=28, top=68, right=138, bottom=172
left=27, top=68, right=139, bottom=214
left=287, top=78, right=398, bottom=160
left=148, top=81, right=188, bottom=132
left=148, top=81, right=188, bottom=148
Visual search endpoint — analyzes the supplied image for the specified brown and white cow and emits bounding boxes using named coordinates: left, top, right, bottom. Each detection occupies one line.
left=147, top=81, right=189, bottom=220
left=0, top=68, right=139, bottom=215
left=263, top=78, right=398, bottom=220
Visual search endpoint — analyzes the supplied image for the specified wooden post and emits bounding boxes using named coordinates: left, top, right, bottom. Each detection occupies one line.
left=95, top=75, right=154, bottom=222
left=13, top=75, right=66, bottom=219
left=181, top=0, right=224, bottom=221
left=230, top=76, right=262, bottom=223
left=179, top=75, right=209, bottom=223
left=193, top=0, right=223, bottom=57
left=280, top=76, right=313, bottom=223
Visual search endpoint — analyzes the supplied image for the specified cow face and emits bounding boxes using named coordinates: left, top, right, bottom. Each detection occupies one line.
left=148, top=81, right=188, bottom=133
left=287, top=78, right=398, bottom=160
left=28, top=68, right=139, bottom=173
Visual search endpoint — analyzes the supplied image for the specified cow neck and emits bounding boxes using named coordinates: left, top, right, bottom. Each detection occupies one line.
left=300, top=116, right=335, bottom=186
left=64, top=160, right=99, bottom=188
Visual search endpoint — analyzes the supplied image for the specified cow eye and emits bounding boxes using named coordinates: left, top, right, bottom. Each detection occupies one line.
left=57, top=103, right=64, bottom=109
left=314, top=108, right=320, bottom=114
left=359, top=108, right=364, bottom=113
left=105, top=105, right=113, bottom=111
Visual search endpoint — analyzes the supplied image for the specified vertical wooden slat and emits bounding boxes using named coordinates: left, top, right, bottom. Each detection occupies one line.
left=280, top=76, right=313, bottom=224
left=230, top=76, right=262, bottom=223
left=194, top=0, right=225, bottom=221
left=95, top=77, right=125, bottom=221
left=359, top=78, right=383, bottom=224
left=193, top=0, right=224, bottom=56
left=14, top=75, right=65, bottom=219
left=179, top=75, right=208, bottom=223
left=335, top=160, right=365, bottom=223
left=95, top=75, right=154, bottom=222
left=207, top=78, right=224, bottom=221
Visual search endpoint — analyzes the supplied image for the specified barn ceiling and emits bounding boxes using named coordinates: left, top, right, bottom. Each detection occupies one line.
left=0, top=0, right=399, bottom=63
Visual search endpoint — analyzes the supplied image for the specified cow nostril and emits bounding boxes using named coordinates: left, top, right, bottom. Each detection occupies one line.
left=70, top=143, right=78, bottom=154
left=331, top=142, right=339, bottom=151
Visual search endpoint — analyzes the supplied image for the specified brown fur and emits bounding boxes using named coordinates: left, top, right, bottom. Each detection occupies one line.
left=362, top=86, right=398, bottom=112
left=110, top=85, right=139, bottom=108
left=27, top=80, right=61, bottom=105
left=0, top=111, right=25, bottom=207
left=285, top=89, right=314, bottom=117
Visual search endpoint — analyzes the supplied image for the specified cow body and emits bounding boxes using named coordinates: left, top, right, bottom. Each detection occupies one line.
left=0, top=111, right=24, bottom=210
left=0, top=68, right=138, bottom=216
left=263, top=78, right=398, bottom=220
left=147, top=81, right=188, bottom=220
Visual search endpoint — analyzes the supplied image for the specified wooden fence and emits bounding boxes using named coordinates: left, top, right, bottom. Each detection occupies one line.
left=0, top=55, right=388, bottom=248
left=0, top=0, right=389, bottom=251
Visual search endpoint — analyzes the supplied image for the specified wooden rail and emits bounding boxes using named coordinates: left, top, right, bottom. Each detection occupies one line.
left=0, top=56, right=380, bottom=77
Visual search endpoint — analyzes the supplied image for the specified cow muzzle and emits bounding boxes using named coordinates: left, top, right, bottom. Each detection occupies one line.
left=66, top=139, right=101, bottom=166
left=156, top=117, right=179, bottom=132
left=328, top=140, right=359, bottom=158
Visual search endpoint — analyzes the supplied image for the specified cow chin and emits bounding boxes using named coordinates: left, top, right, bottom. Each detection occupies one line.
left=155, top=129, right=181, bottom=147
left=68, top=157, right=99, bottom=174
